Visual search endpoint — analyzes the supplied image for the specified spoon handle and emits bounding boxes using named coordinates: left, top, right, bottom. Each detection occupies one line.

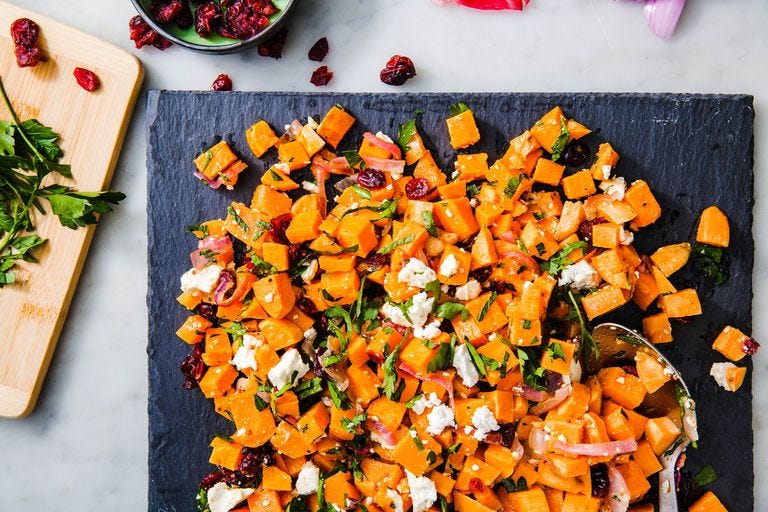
left=658, top=444, right=686, bottom=512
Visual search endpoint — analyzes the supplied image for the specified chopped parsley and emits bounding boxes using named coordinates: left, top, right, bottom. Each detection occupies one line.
left=691, top=242, right=729, bottom=285
left=342, top=149, right=366, bottom=169
left=427, top=341, right=454, bottom=372
left=352, top=185, right=372, bottom=200
left=503, top=174, right=523, bottom=199
left=449, top=102, right=470, bottom=116
left=546, top=341, right=567, bottom=362
left=541, top=241, right=587, bottom=275
left=477, top=291, right=498, bottom=321
left=423, top=211, right=438, bottom=237
left=227, top=205, right=249, bottom=232
left=382, top=340, right=405, bottom=399
left=341, top=412, right=368, bottom=433
left=377, top=235, right=415, bottom=255
left=436, top=302, right=470, bottom=321
left=517, top=347, right=546, bottom=391
left=550, top=115, right=570, bottom=161
left=269, top=169, right=284, bottom=181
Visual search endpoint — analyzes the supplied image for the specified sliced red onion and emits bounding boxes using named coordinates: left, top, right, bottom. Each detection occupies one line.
left=285, top=119, right=303, bottom=139
left=499, top=250, right=541, bottom=273
left=553, top=438, right=638, bottom=457
left=528, top=427, right=548, bottom=455
left=511, top=435, right=525, bottom=462
left=324, top=364, right=349, bottom=391
left=199, top=235, right=232, bottom=252
left=645, top=0, right=686, bottom=40
left=361, top=156, right=405, bottom=178
left=363, top=132, right=402, bottom=160
left=190, top=249, right=209, bottom=269
left=512, top=385, right=547, bottom=402
left=369, top=417, right=398, bottom=446
left=329, top=156, right=355, bottom=172
left=499, top=231, right=518, bottom=243
left=213, top=271, right=235, bottom=305
left=529, top=383, right=572, bottom=415
left=334, top=174, right=360, bottom=193
left=607, top=463, right=631, bottom=512
left=398, top=362, right=455, bottom=408
left=193, top=171, right=223, bottom=190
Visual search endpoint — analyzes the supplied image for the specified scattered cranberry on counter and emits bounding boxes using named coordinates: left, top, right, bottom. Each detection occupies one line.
left=10, top=18, right=47, bottom=68
left=310, top=66, right=333, bottom=87
left=257, top=28, right=287, bottom=58
left=308, top=37, right=329, bottom=62
left=211, top=74, right=233, bottom=91
left=129, top=15, right=172, bottom=50
left=380, top=55, right=416, bottom=86
left=73, top=67, right=100, bottom=92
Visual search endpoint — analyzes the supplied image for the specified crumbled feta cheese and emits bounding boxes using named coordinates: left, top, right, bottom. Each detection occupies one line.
left=207, top=482, right=254, bottom=512
left=469, top=198, right=479, bottom=208
left=180, top=264, right=224, bottom=294
left=619, top=228, right=634, bottom=246
left=268, top=348, right=310, bottom=389
left=451, top=170, right=460, bottom=180
left=439, top=253, right=460, bottom=278
left=375, top=131, right=395, bottom=144
left=602, top=164, right=612, bottom=180
left=381, top=292, right=434, bottom=330
left=386, top=490, right=404, bottom=512
left=304, top=327, right=317, bottom=343
left=464, top=425, right=474, bottom=435
left=411, top=392, right=442, bottom=415
left=599, top=176, right=626, bottom=200
left=472, top=405, right=500, bottom=440
left=426, top=404, right=456, bottom=435
left=455, top=279, right=482, bottom=301
left=710, top=362, right=740, bottom=391
left=296, top=461, right=320, bottom=495
left=398, top=258, right=438, bottom=289
left=300, top=259, right=318, bottom=284
left=414, top=320, right=442, bottom=340
left=616, top=376, right=625, bottom=384
left=558, top=260, right=600, bottom=290
left=231, top=334, right=262, bottom=372
left=406, top=470, right=438, bottom=512
left=445, top=209, right=454, bottom=218
left=264, top=292, right=274, bottom=304
left=453, top=343, right=480, bottom=387
left=301, top=180, right=319, bottom=193
left=471, top=464, right=480, bottom=472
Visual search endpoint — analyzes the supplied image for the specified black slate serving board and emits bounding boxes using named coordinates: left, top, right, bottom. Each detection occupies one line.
left=147, top=91, right=754, bottom=512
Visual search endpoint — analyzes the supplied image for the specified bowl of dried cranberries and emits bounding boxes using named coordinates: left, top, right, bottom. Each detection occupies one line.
left=130, top=0, right=297, bottom=54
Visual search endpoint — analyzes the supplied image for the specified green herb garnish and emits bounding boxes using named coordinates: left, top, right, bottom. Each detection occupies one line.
left=435, top=302, right=470, bottom=321
left=422, top=211, right=438, bottom=237
left=377, top=234, right=415, bottom=255
left=550, top=115, right=570, bottom=161
left=449, top=102, right=470, bottom=116
left=477, top=291, right=498, bottom=321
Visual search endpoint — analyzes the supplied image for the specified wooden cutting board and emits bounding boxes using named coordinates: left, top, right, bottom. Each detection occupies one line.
left=0, top=1, right=143, bottom=418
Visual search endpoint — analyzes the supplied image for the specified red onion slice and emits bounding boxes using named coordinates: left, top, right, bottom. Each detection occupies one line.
left=213, top=271, right=235, bottom=305
left=369, top=417, right=398, bottom=446
left=334, top=174, right=360, bottom=193
left=645, top=0, right=686, bottom=40
left=512, top=385, right=547, bottom=402
left=499, top=249, right=541, bottom=273
left=528, top=427, right=548, bottom=455
left=361, top=156, right=405, bottom=177
left=193, top=171, right=223, bottom=190
left=189, top=249, right=209, bottom=269
left=363, top=132, right=402, bottom=160
left=553, top=438, right=638, bottom=457
left=398, top=362, right=455, bottom=408
left=529, top=383, right=572, bottom=415
left=607, top=463, right=631, bottom=512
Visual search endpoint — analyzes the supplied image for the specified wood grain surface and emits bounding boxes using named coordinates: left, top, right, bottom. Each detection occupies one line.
left=0, top=1, right=143, bottom=418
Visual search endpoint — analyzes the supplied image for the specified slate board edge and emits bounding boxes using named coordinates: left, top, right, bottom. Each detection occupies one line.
left=146, top=91, right=755, bottom=512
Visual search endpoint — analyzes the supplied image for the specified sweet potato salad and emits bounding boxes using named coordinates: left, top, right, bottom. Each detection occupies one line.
left=176, top=103, right=752, bottom=512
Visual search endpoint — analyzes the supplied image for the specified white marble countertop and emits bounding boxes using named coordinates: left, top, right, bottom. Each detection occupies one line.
left=0, top=0, right=765, bottom=509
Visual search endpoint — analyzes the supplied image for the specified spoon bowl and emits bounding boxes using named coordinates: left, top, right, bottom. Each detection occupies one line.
left=590, top=323, right=698, bottom=511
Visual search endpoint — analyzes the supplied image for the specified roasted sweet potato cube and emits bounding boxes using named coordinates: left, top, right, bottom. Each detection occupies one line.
left=199, top=364, right=239, bottom=398
left=285, top=210, right=323, bottom=244
left=696, top=206, right=730, bottom=248
left=317, top=105, right=356, bottom=148
left=456, top=153, right=490, bottom=180
left=245, top=120, right=278, bottom=158
left=336, top=215, right=378, bottom=257
left=446, top=109, right=481, bottom=149
left=209, top=436, right=243, bottom=471
left=625, top=180, right=661, bottom=229
left=195, top=140, right=238, bottom=180
left=532, top=157, right=566, bottom=186
left=712, top=325, right=751, bottom=362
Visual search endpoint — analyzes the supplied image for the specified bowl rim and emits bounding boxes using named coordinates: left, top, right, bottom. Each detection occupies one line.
left=129, top=0, right=297, bottom=54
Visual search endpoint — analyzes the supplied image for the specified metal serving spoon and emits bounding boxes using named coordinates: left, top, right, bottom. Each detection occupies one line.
left=590, top=323, right=699, bottom=512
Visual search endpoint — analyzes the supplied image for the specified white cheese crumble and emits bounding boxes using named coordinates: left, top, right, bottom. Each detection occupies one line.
left=414, top=320, right=442, bottom=340
left=445, top=209, right=454, bottom=218
left=599, top=176, right=626, bottom=200
left=558, top=260, right=600, bottom=289
left=619, top=228, right=634, bottom=246
left=207, top=482, right=254, bottom=512
left=411, top=392, right=442, bottom=415
left=710, top=362, right=739, bottom=391
left=180, top=264, right=224, bottom=294
left=381, top=292, right=434, bottom=330
left=452, top=343, right=480, bottom=387
left=386, top=490, right=404, bottom=512
left=301, top=180, right=319, bottom=193
left=472, top=405, right=500, bottom=440
left=304, top=327, right=317, bottom=343
left=231, top=333, right=262, bottom=372
left=296, top=461, right=320, bottom=495
left=602, top=164, right=612, bottom=180
left=455, top=279, right=482, bottom=301
left=300, top=259, right=318, bottom=284
left=375, top=131, right=395, bottom=144
left=264, top=292, right=274, bottom=304
left=439, top=253, right=460, bottom=278
left=426, top=404, right=457, bottom=436
left=268, top=348, right=310, bottom=389
left=406, top=470, right=438, bottom=512
left=398, top=258, right=438, bottom=289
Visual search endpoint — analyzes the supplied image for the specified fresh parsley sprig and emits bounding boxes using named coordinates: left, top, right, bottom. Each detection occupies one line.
left=0, top=77, right=125, bottom=286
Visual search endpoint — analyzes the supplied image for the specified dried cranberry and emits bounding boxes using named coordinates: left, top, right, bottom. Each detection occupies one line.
left=562, top=140, right=590, bottom=167
left=357, top=254, right=388, bottom=275
left=14, top=45, right=46, bottom=68
left=175, top=3, right=193, bottom=29
left=221, top=1, right=269, bottom=40
left=211, top=73, right=233, bottom=91
left=179, top=343, right=205, bottom=390
left=10, top=18, right=40, bottom=47
left=578, top=217, right=606, bottom=241
left=128, top=15, right=172, bottom=50
left=380, top=55, right=416, bottom=86
left=258, top=28, right=287, bottom=58
left=310, top=66, right=333, bottom=87
left=296, top=297, right=318, bottom=317
left=499, top=423, right=516, bottom=448
left=544, top=371, right=563, bottom=393
left=269, top=213, right=293, bottom=245
left=469, top=266, right=492, bottom=284
left=73, top=67, right=100, bottom=92
left=468, top=478, right=485, bottom=492
left=240, top=446, right=273, bottom=470
left=590, top=463, right=610, bottom=498
left=405, top=177, right=431, bottom=200
left=195, top=303, right=218, bottom=324
left=220, top=468, right=255, bottom=487
left=308, top=37, right=329, bottom=61
left=194, top=2, right=222, bottom=37
left=151, top=0, right=185, bottom=24
left=489, top=280, right=513, bottom=294
left=199, top=470, right=224, bottom=491
left=743, top=337, right=760, bottom=356
left=622, top=365, right=639, bottom=377
left=357, top=169, right=386, bottom=189
left=287, top=242, right=311, bottom=267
